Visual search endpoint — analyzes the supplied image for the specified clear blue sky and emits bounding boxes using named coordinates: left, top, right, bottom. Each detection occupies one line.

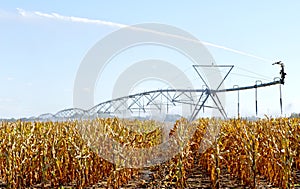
left=0, top=1, right=299, bottom=118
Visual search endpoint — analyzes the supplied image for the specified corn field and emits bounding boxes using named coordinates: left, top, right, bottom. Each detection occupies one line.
left=0, top=117, right=299, bottom=188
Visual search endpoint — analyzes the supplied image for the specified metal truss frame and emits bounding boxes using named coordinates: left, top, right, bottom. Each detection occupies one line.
left=38, top=63, right=285, bottom=120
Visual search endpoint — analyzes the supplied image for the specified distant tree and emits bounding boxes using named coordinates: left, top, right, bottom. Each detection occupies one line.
left=290, top=113, right=300, bottom=118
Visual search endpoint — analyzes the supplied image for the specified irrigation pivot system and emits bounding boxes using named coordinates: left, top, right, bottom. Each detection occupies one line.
left=38, top=61, right=286, bottom=121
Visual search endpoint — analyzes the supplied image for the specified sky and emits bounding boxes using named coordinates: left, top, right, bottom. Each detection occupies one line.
left=0, top=1, right=299, bottom=118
